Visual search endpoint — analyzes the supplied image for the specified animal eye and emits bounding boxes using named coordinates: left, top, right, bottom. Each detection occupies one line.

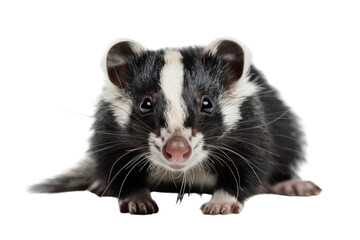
left=201, top=97, right=213, bottom=114
left=140, top=97, right=153, bottom=114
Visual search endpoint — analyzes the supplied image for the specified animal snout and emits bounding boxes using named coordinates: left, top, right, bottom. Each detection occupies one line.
left=162, top=136, right=192, bottom=162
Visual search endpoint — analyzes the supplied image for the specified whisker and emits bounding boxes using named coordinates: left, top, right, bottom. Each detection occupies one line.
left=101, top=152, right=149, bottom=196
left=111, top=104, right=153, bottom=133
left=208, top=143, right=263, bottom=183
left=211, top=145, right=263, bottom=184
left=139, top=156, right=151, bottom=172
left=208, top=153, right=240, bottom=200
left=237, top=110, right=290, bottom=131
left=206, top=145, right=242, bottom=196
left=171, top=171, right=183, bottom=188
left=190, top=168, right=195, bottom=185
left=198, top=110, right=292, bottom=138
left=177, top=170, right=188, bottom=203
left=151, top=168, right=168, bottom=191
left=89, top=143, right=127, bottom=155
left=117, top=158, right=148, bottom=201
left=95, top=131, right=150, bottom=141
left=204, top=135, right=280, bottom=157
left=108, top=146, right=149, bottom=182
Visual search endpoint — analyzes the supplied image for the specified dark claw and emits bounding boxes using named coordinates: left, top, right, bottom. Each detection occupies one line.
left=129, top=202, right=137, bottom=214
left=119, top=201, right=129, bottom=213
left=148, top=201, right=159, bottom=213
left=138, top=203, right=147, bottom=214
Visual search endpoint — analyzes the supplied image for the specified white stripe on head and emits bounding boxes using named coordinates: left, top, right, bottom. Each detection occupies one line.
left=160, top=50, right=187, bottom=133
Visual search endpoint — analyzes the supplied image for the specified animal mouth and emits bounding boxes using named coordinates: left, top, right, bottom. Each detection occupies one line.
left=168, top=163, right=186, bottom=170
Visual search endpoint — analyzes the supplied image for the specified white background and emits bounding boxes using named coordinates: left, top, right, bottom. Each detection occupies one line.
left=1, top=0, right=359, bottom=239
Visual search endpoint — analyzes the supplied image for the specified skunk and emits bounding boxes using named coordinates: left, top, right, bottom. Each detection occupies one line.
left=31, top=38, right=321, bottom=215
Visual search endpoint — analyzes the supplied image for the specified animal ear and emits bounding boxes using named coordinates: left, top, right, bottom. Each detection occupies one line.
left=205, top=38, right=251, bottom=85
left=106, top=40, right=145, bottom=89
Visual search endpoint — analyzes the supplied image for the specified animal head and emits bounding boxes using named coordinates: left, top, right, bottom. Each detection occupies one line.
left=102, top=38, right=259, bottom=172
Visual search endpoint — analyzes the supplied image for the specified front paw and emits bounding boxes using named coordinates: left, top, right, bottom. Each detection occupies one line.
left=201, top=190, right=244, bottom=215
left=119, top=200, right=159, bottom=214
left=118, top=189, right=159, bottom=215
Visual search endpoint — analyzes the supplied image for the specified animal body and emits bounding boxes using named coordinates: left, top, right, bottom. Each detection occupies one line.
left=31, top=38, right=322, bottom=215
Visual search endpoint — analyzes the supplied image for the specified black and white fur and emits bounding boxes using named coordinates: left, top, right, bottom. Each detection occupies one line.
left=31, top=38, right=321, bottom=215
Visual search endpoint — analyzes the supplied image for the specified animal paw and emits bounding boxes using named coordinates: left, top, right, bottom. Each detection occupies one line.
left=269, top=180, right=322, bottom=196
left=118, top=189, right=159, bottom=214
left=87, top=179, right=107, bottom=196
left=201, top=190, right=243, bottom=215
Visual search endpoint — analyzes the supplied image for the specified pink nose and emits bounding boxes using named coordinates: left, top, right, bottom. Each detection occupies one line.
left=162, top=136, right=192, bottom=163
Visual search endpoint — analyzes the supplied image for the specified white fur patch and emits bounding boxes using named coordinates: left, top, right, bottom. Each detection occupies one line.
left=219, top=77, right=260, bottom=132
left=160, top=50, right=187, bottom=132
left=210, top=189, right=238, bottom=203
left=102, top=82, right=132, bottom=126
